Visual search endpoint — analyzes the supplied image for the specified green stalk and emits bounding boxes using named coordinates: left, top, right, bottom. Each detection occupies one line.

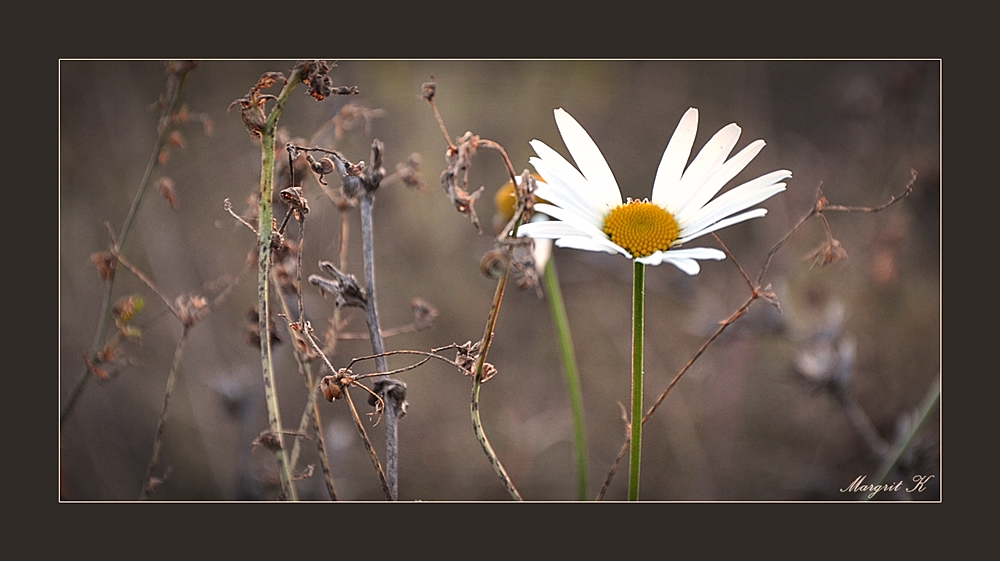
left=543, top=257, right=587, bottom=501
left=256, top=70, right=303, bottom=501
left=866, top=374, right=940, bottom=499
left=628, top=260, right=645, bottom=501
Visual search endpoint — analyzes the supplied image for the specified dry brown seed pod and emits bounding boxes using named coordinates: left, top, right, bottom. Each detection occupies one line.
left=320, top=376, right=343, bottom=401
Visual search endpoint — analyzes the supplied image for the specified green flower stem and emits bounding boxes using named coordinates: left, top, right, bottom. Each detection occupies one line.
left=256, top=69, right=303, bottom=501
left=867, top=373, right=941, bottom=499
left=628, top=260, right=645, bottom=501
left=542, top=257, right=587, bottom=501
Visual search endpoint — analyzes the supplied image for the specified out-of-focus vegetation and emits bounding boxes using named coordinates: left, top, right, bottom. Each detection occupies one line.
left=60, top=60, right=939, bottom=501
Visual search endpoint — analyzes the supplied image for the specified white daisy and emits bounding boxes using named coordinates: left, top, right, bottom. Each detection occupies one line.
left=518, top=108, right=791, bottom=275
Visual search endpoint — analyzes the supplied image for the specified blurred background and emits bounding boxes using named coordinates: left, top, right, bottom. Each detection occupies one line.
left=60, top=60, right=940, bottom=501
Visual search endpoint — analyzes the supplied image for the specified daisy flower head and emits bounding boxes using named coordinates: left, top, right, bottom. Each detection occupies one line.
left=517, top=108, right=791, bottom=275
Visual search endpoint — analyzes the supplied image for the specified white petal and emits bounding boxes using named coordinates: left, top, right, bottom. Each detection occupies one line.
left=529, top=141, right=611, bottom=214
left=678, top=180, right=787, bottom=237
left=636, top=253, right=664, bottom=266
left=637, top=246, right=725, bottom=267
left=532, top=238, right=553, bottom=273
left=672, top=139, right=766, bottom=223
left=676, top=208, right=769, bottom=245
left=530, top=162, right=607, bottom=226
left=663, top=247, right=726, bottom=260
left=517, top=220, right=589, bottom=239
left=532, top=203, right=609, bottom=242
left=553, top=108, right=623, bottom=209
left=555, top=235, right=631, bottom=257
left=661, top=256, right=702, bottom=275
left=672, top=122, right=742, bottom=208
left=651, top=107, right=699, bottom=208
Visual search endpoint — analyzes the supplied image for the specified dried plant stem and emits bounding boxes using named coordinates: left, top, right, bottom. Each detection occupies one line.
left=757, top=170, right=916, bottom=286
left=283, top=327, right=337, bottom=500
left=425, top=96, right=454, bottom=151
left=274, top=265, right=338, bottom=498
left=464, top=169, right=532, bottom=501
left=300, top=320, right=389, bottom=497
left=343, top=384, right=392, bottom=500
left=255, top=69, right=304, bottom=501
left=139, top=326, right=190, bottom=499
left=294, top=382, right=338, bottom=500
left=359, top=189, right=403, bottom=500
left=833, top=386, right=890, bottom=459
left=61, top=64, right=192, bottom=426
left=471, top=249, right=522, bottom=501
left=543, top=257, right=588, bottom=501
left=105, top=244, right=248, bottom=499
left=287, top=214, right=337, bottom=499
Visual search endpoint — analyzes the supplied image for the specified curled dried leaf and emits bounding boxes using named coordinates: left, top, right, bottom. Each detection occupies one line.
left=245, top=307, right=282, bottom=348
left=411, top=298, right=438, bottom=331
left=157, top=176, right=178, bottom=209
left=279, top=186, right=309, bottom=220
left=421, top=77, right=436, bottom=101
left=175, top=294, right=208, bottom=327
left=113, top=295, right=145, bottom=327
left=806, top=238, right=848, bottom=269
left=252, top=430, right=282, bottom=452
left=294, top=60, right=359, bottom=101
left=228, top=71, right=284, bottom=138
left=167, top=130, right=185, bottom=149
left=91, top=251, right=116, bottom=281
left=480, top=249, right=507, bottom=279
left=309, top=262, right=367, bottom=308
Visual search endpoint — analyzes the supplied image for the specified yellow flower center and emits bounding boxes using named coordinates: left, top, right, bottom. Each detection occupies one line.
left=494, top=181, right=519, bottom=222
left=602, top=199, right=679, bottom=258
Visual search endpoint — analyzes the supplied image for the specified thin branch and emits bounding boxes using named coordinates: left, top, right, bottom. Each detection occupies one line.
left=62, top=63, right=194, bottom=426
left=272, top=235, right=338, bottom=499
left=298, top=321, right=390, bottom=498
left=466, top=171, right=535, bottom=501
left=355, top=140, right=407, bottom=500
left=109, top=243, right=249, bottom=500
left=139, top=326, right=190, bottom=499
left=757, top=170, right=916, bottom=286
left=109, top=250, right=181, bottom=320
left=421, top=77, right=454, bottom=151
left=342, top=383, right=392, bottom=500
left=822, top=169, right=917, bottom=213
